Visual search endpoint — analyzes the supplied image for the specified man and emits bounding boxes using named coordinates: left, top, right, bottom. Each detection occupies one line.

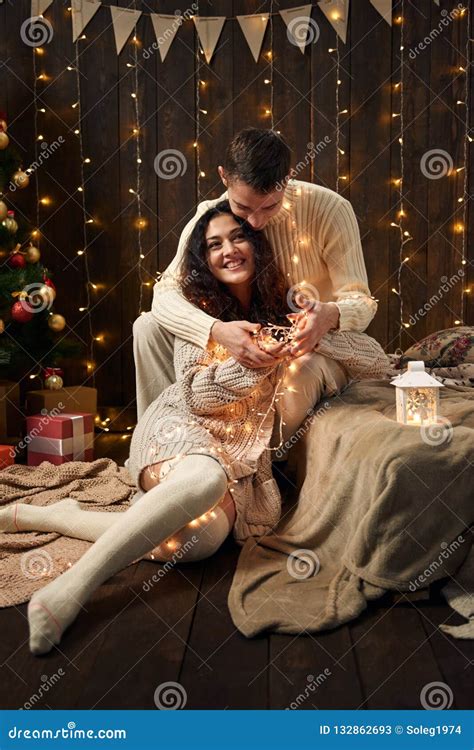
left=133, top=128, right=377, bottom=447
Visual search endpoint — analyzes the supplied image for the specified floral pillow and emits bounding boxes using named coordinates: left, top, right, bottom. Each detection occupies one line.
left=398, top=327, right=474, bottom=369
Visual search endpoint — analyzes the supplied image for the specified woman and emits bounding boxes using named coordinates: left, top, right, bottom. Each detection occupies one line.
left=0, top=201, right=390, bottom=655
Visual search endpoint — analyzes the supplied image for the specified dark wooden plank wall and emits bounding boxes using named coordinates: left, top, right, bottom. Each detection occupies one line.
left=2, top=0, right=472, bottom=410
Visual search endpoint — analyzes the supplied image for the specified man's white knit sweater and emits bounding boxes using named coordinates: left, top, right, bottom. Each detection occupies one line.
left=152, top=179, right=378, bottom=348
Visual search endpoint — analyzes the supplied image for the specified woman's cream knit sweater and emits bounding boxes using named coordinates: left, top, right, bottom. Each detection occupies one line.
left=152, top=179, right=378, bottom=348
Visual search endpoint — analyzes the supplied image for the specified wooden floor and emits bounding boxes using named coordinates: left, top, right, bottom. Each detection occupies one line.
left=0, top=435, right=472, bottom=710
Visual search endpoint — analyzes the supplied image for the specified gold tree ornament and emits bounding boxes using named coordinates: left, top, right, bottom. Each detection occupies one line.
left=48, top=313, right=66, bottom=332
left=0, top=319, right=4, bottom=334
left=25, top=244, right=41, bottom=263
left=3, top=211, right=18, bottom=234
left=0, top=200, right=7, bottom=221
left=390, top=361, right=444, bottom=425
left=45, top=373, right=63, bottom=390
left=0, top=119, right=7, bottom=132
left=0, top=131, right=9, bottom=150
left=12, top=170, right=30, bottom=189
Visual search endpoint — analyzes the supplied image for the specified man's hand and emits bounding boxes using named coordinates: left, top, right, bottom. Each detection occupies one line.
left=287, top=301, right=340, bottom=358
left=211, top=320, right=287, bottom=368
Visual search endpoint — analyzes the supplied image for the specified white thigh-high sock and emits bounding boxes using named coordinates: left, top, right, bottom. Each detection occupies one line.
left=153, top=504, right=231, bottom=563
left=0, top=495, right=232, bottom=562
left=0, top=498, right=119, bottom=539
left=27, top=454, right=228, bottom=656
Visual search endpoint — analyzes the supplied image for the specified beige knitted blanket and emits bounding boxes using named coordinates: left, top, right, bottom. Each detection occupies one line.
left=0, top=459, right=136, bottom=607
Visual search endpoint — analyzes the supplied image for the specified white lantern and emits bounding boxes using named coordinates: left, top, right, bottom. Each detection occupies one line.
left=390, top=360, right=444, bottom=426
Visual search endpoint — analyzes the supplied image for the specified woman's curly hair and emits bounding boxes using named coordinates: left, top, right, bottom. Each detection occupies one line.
left=178, top=200, right=290, bottom=326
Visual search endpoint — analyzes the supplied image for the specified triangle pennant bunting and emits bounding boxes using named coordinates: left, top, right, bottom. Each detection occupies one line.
left=110, top=5, right=142, bottom=56
left=193, top=16, right=226, bottom=64
left=236, top=13, right=269, bottom=63
left=279, top=5, right=314, bottom=55
left=31, top=0, right=53, bottom=16
left=317, top=0, right=349, bottom=43
left=370, top=0, right=392, bottom=25
left=72, top=0, right=101, bottom=43
left=150, top=14, right=181, bottom=63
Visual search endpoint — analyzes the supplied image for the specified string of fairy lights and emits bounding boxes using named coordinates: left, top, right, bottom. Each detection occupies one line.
left=331, top=33, right=349, bottom=193
left=128, top=15, right=147, bottom=316
left=391, top=5, right=409, bottom=348
left=73, top=41, right=97, bottom=386
left=389, top=4, right=470, bottom=345
left=195, top=0, right=205, bottom=200
left=459, top=6, right=471, bottom=320
left=269, top=0, right=275, bottom=131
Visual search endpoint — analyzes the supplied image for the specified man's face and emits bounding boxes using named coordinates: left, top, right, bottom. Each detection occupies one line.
left=218, top=167, right=287, bottom=230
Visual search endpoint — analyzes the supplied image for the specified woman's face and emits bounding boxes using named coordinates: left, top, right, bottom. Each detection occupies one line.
left=205, top=213, right=256, bottom=288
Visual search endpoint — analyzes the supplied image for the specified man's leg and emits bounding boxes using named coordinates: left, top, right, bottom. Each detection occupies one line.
left=272, top=352, right=349, bottom=456
left=132, top=312, right=176, bottom=420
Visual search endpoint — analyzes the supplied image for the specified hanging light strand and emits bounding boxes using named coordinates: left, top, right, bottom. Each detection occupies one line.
left=195, top=0, right=203, bottom=199
left=335, top=34, right=341, bottom=192
left=131, top=20, right=146, bottom=315
left=74, top=42, right=96, bottom=384
left=32, top=48, right=41, bottom=234
left=459, top=5, right=470, bottom=322
left=332, top=34, right=349, bottom=191
left=396, top=2, right=407, bottom=345
left=269, top=0, right=275, bottom=130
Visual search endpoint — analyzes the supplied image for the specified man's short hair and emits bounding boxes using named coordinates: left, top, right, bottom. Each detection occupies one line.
left=223, top=128, right=291, bottom=193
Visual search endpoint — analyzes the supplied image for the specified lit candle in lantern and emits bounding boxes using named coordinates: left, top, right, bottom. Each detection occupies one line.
left=390, top=361, right=444, bottom=426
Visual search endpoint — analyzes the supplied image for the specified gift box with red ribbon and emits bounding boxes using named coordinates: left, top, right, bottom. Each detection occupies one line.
left=26, top=412, right=94, bottom=466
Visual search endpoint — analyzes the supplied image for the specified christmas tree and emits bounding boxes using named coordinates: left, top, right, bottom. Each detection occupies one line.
left=0, top=112, right=80, bottom=382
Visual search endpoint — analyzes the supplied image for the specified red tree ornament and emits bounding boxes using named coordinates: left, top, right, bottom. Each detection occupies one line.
left=11, top=300, right=34, bottom=323
left=9, top=253, right=26, bottom=269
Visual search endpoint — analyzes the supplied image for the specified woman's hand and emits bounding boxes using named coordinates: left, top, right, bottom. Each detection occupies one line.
left=287, top=301, right=340, bottom=358
left=211, top=320, right=287, bottom=368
